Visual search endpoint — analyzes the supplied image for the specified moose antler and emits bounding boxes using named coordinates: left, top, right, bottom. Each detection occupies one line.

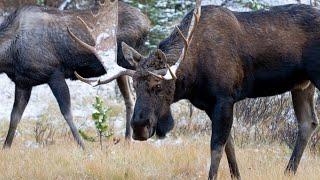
left=149, top=0, right=202, bottom=80
left=72, top=0, right=201, bottom=86
left=75, top=69, right=135, bottom=87
left=68, top=0, right=132, bottom=86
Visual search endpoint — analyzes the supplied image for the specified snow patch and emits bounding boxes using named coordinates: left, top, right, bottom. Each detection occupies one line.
left=58, top=0, right=72, bottom=11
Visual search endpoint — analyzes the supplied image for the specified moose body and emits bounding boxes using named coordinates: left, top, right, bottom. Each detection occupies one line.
left=121, top=4, right=320, bottom=179
left=0, top=1, right=150, bottom=148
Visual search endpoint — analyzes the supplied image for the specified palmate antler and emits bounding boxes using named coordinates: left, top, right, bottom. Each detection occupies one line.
left=68, top=0, right=135, bottom=86
left=150, top=0, right=202, bottom=80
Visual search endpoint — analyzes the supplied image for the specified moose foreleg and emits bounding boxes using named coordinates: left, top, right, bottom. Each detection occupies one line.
left=208, top=98, right=235, bottom=180
left=48, top=72, right=84, bottom=149
left=3, top=86, right=32, bottom=148
left=286, top=84, right=319, bottom=174
left=225, top=135, right=241, bottom=180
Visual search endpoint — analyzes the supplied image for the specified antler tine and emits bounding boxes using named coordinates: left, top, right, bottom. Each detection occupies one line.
left=75, top=71, right=98, bottom=85
left=175, top=26, right=188, bottom=64
left=67, top=27, right=96, bottom=52
left=74, top=70, right=135, bottom=87
left=94, top=69, right=136, bottom=86
left=174, top=0, right=202, bottom=66
left=67, top=16, right=97, bottom=51
left=177, top=0, right=201, bottom=62
left=165, top=63, right=177, bottom=79
left=77, top=16, right=94, bottom=32
left=175, top=26, right=188, bottom=47
left=187, top=11, right=201, bottom=43
left=147, top=71, right=165, bottom=80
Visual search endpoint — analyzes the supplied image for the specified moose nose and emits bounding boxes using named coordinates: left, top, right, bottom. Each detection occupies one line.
left=131, top=112, right=151, bottom=141
left=131, top=112, right=150, bottom=128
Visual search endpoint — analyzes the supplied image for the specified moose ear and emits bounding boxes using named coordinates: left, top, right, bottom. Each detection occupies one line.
left=121, top=42, right=144, bottom=68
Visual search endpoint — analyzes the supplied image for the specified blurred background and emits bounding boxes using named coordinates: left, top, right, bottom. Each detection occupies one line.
left=0, top=0, right=318, bottom=155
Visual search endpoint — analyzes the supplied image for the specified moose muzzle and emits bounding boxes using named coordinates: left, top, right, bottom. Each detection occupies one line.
left=131, top=111, right=155, bottom=141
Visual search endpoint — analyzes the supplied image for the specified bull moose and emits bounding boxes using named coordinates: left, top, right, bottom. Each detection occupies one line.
left=1, top=1, right=150, bottom=149
left=76, top=1, right=320, bottom=179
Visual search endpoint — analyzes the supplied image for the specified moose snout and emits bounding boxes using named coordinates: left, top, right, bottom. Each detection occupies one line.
left=131, top=112, right=153, bottom=141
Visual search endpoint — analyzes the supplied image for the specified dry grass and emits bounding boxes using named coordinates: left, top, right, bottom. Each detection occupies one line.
left=0, top=136, right=319, bottom=180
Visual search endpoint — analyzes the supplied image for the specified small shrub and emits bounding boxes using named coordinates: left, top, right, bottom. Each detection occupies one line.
left=79, top=96, right=113, bottom=149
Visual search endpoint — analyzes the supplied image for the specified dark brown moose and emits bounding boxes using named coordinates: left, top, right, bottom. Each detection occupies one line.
left=1, top=1, right=150, bottom=149
left=98, top=2, right=319, bottom=180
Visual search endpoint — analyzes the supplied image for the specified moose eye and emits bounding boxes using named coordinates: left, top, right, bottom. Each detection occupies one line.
left=156, top=84, right=161, bottom=89
left=153, top=84, right=162, bottom=91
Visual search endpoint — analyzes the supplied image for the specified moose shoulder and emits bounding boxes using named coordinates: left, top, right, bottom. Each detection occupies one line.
left=121, top=4, right=320, bottom=180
